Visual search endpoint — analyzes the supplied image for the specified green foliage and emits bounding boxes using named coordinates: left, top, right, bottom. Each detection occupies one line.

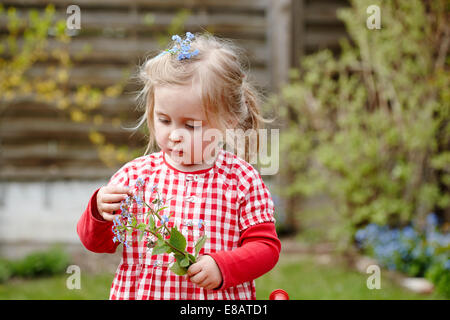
left=255, top=255, right=446, bottom=300
left=426, top=258, right=450, bottom=298
left=11, top=247, right=70, bottom=278
left=195, top=235, right=207, bottom=259
left=0, top=259, right=12, bottom=283
left=169, top=227, right=187, bottom=253
left=271, top=0, right=449, bottom=248
left=0, top=247, right=70, bottom=282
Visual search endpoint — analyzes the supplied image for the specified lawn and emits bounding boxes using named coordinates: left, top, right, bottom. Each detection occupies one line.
left=0, top=253, right=444, bottom=300
left=255, top=254, right=444, bottom=300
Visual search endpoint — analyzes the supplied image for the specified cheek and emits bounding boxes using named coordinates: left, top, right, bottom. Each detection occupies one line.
left=153, top=122, right=167, bottom=142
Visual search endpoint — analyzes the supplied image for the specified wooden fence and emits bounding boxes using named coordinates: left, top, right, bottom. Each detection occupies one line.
left=0, top=0, right=349, bottom=181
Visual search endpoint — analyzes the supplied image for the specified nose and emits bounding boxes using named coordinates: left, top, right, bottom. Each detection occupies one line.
left=169, top=128, right=184, bottom=143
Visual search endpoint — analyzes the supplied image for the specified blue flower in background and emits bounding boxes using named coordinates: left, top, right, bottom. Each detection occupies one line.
left=401, top=226, right=417, bottom=241
left=426, top=213, right=438, bottom=228
left=445, top=260, right=450, bottom=270
left=355, top=214, right=448, bottom=278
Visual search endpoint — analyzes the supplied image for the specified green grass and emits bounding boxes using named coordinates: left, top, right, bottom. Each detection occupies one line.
left=0, top=273, right=114, bottom=299
left=0, top=254, right=444, bottom=300
left=255, top=254, right=445, bottom=300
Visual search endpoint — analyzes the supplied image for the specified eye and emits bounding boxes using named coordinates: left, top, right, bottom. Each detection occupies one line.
left=186, top=124, right=201, bottom=130
left=158, top=118, right=169, bottom=124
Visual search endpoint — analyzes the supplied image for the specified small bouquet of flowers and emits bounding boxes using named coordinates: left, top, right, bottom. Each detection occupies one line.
left=111, top=178, right=207, bottom=276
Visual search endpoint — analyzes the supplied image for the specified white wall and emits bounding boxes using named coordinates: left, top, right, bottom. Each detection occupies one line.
left=0, top=180, right=107, bottom=244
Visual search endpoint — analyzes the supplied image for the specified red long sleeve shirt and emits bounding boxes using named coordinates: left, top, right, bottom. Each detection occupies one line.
left=77, top=188, right=281, bottom=291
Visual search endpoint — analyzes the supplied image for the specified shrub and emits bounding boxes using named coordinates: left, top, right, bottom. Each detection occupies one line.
left=426, top=258, right=450, bottom=299
left=269, top=0, right=449, bottom=247
left=0, top=259, right=12, bottom=283
left=9, top=247, right=70, bottom=279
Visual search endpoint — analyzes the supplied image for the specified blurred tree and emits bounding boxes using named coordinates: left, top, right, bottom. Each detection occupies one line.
left=268, top=0, right=449, bottom=248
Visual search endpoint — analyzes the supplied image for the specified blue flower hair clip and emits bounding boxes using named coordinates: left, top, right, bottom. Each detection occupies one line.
left=156, top=32, right=199, bottom=61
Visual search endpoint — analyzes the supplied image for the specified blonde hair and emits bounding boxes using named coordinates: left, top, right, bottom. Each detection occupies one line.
left=135, top=32, right=274, bottom=163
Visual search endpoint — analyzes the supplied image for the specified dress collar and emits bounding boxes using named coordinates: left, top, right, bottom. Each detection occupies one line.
left=162, top=149, right=222, bottom=174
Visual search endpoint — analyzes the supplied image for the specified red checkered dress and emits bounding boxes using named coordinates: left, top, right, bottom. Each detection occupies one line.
left=108, top=149, right=275, bottom=300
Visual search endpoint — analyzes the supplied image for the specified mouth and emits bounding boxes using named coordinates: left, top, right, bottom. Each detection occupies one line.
left=169, top=149, right=184, bottom=156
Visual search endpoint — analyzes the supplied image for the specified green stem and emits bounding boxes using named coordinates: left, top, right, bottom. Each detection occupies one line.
left=143, top=200, right=171, bottom=237
left=144, top=228, right=195, bottom=264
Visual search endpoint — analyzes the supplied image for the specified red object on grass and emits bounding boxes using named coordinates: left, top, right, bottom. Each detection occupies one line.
left=269, top=289, right=289, bottom=300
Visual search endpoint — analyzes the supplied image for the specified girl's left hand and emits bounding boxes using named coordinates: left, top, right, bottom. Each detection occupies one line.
left=187, top=255, right=223, bottom=290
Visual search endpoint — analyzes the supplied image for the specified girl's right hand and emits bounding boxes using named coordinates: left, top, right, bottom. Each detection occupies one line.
left=96, top=185, right=132, bottom=221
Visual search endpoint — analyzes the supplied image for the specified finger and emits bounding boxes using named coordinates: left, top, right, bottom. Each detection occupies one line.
left=190, top=271, right=208, bottom=285
left=187, top=263, right=203, bottom=277
left=102, top=193, right=129, bottom=203
left=99, top=203, right=122, bottom=213
left=200, top=278, right=219, bottom=290
left=107, top=185, right=132, bottom=195
left=202, top=281, right=215, bottom=290
left=197, top=278, right=211, bottom=288
left=206, top=283, right=217, bottom=290
left=101, top=211, right=117, bottom=222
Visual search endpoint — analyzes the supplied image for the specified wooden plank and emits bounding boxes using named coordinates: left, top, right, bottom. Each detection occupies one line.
left=34, top=37, right=269, bottom=66
left=305, top=25, right=348, bottom=51
left=305, top=0, right=349, bottom=25
left=0, top=118, right=142, bottom=139
left=0, top=9, right=267, bottom=34
left=0, top=0, right=269, bottom=11
left=291, top=0, right=305, bottom=70
left=2, top=156, right=103, bottom=168
left=1, top=96, right=141, bottom=118
left=267, top=0, right=291, bottom=92
left=21, top=63, right=270, bottom=89
left=3, top=143, right=100, bottom=161
left=0, top=166, right=117, bottom=181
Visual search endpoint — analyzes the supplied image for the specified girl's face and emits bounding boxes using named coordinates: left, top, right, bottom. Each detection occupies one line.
left=153, top=84, right=221, bottom=170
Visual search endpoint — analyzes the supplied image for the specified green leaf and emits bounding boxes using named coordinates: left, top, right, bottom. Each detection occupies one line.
left=174, top=252, right=184, bottom=262
left=170, top=261, right=187, bottom=276
left=180, top=255, right=190, bottom=268
left=187, top=254, right=196, bottom=265
left=195, top=235, right=207, bottom=258
left=169, top=226, right=186, bottom=252
left=151, top=239, right=170, bottom=255
left=131, top=216, right=137, bottom=228
left=155, top=206, right=168, bottom=213
left=148, top=215, right=155, bottom=230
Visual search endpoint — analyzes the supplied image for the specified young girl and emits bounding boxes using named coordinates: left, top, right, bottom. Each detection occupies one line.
left=77, top=32, right=281, bottom=300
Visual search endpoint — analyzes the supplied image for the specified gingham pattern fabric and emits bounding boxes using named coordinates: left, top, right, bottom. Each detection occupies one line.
left=108, top=148, right=275, bottom=300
